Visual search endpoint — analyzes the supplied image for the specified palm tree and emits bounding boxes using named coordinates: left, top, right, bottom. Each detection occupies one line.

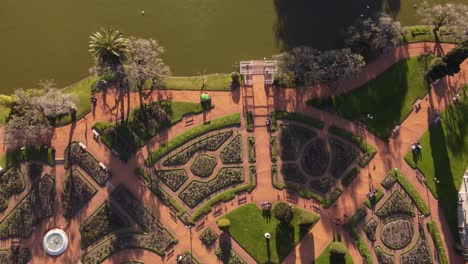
left=89, top=27, right=129, bottom=69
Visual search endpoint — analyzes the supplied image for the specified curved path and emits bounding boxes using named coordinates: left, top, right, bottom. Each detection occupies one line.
left=0, top=42, right=466, bottom=264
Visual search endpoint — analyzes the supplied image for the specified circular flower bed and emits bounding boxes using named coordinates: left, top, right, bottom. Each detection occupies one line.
left=190, top=154, right=217, bottom=178
left=381, top=218, right=414, bottom=250
left=301, top=138, right=329, bottom=177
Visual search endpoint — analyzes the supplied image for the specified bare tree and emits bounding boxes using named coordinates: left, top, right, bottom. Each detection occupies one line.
left=32, top=89, right=77, bottom=118
left=345, top=13, right=403, bottom=59
left=417, top=1, right=468, bottom=40
left=319, top=49, right=366, bottom=82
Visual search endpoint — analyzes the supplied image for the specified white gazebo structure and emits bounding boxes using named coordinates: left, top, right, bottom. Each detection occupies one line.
left=240, top=60, right=277, bottom=86
left=43, top=229, right=68, bottom=256
left=457, top=168, right=468, bottom=260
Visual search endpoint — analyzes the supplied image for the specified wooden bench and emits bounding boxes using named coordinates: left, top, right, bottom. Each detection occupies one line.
left=78, top=142, right=87, bottom=150
left=99, top=162, right=107, bottom=171
left=92, top=129, right=100, bottom=141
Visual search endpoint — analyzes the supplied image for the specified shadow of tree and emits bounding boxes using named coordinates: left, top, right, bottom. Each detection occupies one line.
left=275, top=222, right=295, bottom=261
left=273, top=0, right=401, bottom=51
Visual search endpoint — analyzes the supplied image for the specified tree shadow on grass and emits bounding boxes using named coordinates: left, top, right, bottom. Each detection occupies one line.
left=428, top=122, right=457, bottom=237
left=275, top=222, right=295, bottom=261
left=273, top=0, right=400, bottom=51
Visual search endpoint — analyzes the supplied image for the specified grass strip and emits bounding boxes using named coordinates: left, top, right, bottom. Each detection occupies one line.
left=427, top=221, right=448, bottom=264
left=391, top=168, right=430, bottom=216
left=270, top=111, right=324, bottom=132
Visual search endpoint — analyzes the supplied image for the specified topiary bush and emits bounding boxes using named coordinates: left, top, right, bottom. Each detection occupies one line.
left=190, top=154, right=217, bottom=178
left=220, top=134, right=243, bottom=164
left=200, top=227, right=218, bottom=246
left=376, top=190, right=414, bottom=218
left=330, top=241, right=347, bottom=255
left=154, top=169, right=188, bottom=191
left=217, top=218, right=231, bottom=230
left=273, top=202, right=293, bottom=224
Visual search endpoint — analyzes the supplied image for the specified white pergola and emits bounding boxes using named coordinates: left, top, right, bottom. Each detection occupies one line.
left=239, top=60, right=277, bottom=86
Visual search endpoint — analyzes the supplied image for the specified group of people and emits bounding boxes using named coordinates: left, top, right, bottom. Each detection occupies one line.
left=412, top=141, right=422, bottom=154
left=261, top=201, right=272, bottom=211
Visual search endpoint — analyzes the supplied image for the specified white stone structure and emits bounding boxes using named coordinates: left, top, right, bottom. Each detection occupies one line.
left=43, top=229, right=68, bottom=256
left=457, top=168, right=468, bottom=260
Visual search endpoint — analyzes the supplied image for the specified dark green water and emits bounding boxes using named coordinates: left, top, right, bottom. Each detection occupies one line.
left=0, top=0, right=462, bottom=94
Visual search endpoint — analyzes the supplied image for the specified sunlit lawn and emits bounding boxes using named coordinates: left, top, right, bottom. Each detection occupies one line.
left=308, top=55, right=433, bottom=139
left=223, top=203, right=319, bottom=264
left=314, top=241, right=354, bottom=264
left=405, top=85, right=468, bottom=237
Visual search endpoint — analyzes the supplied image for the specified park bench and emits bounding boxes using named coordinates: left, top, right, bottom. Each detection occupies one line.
left=78, top=142, right=86, bottom=150
left=92, top=129, right=100, bottom=141
left=99, top=162, right=107, bottom=171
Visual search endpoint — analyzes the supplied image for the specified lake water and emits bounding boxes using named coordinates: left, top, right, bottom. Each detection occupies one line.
left=0, top=0, right=461, bottom=94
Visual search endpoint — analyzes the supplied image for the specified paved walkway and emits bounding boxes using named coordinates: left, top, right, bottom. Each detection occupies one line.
left=0, top=42, right=466, bottom=264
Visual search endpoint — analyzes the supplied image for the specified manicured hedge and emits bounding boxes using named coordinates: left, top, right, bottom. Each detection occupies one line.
left=0, top=175, right=55, bottom=238
left=190, top=166, right=256, bottom=222
left=341, top=167, right=360, bottom=187
left=0, top=247, right=31, bottom=264
left=65, top=142, right=110, bottom=186
left=329, top=126, right=377, bottom=168
left=376, top=190, right=415, bottom=218
left=0, top=167, right=25, bottom=211
left=323, top=188, right=343, bottom=209
left=248, top=136, right=256, bottom=163
left=164, top=131, right=231, bottom=166
left=145, top=113, right=241, bottom=166
left=179, top=167, right=244, bottom=208
left=220, top=134, right=243, bottom=164
left=62, top=170, right=97, bottom=218
left=154, top=169, right=188, bottom=192
left=390, top=169, right=430, bottom=216
left=363, top=218, right=378, bottom=242
left=344, top=208, right=373, bottom=264
left=0, top=145, right=55, bottom=169
left=427, top=221, right=448, bottom=264
left=79, top=202, right=129, bottom=249
left=190, top=154, right=218, bottom=178
left=200, top=227, right=218, bottom=246
left=270, top=111, right=324, bottom=132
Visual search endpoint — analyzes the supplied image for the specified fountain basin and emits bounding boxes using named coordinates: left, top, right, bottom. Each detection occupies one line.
left=43, top=229, right=68, bottom=256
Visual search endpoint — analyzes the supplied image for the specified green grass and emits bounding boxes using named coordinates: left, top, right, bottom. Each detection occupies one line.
left=314, top=241, right=354, bottom=264
left=341, top=167, right=360, bottom=187
left=0, top=146, right=55, bottom=169
left=308, top=55, right=433, bottom=139
left=270, top=111, right=324, bottom=132
left=404, top=86, right=468, bottom=238
left=223, top=203, right=319, bottom=264
left=344, top=209, right=373, bottom=264
left=164, top=74, right=231, bottom=91
left=145, top=113, right=241, bottom=166
left=0, top=105, right=10, bottom=125
left=403, top=25, right=459, bottom=44
left=54, top=76, right=97, bottom=126
left=427, top=221, right=448, bottom=264
left=363, top=188, right=384, bottom=209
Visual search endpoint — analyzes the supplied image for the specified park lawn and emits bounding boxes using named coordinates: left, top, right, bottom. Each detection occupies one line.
left=167, top=101, right=206, bottom=123
left=314, top=242, right=354, bottom=264
left=54, top=76, right=97, bottom=126
left=223, top=203, right=319, bottom=264
left=0, top=105, right=10, bottom=125
left=308, top=55, right=432, bottom=139
left=404, top=86, right=468, bottom=237
left=164, top=74, right=231, bottom=91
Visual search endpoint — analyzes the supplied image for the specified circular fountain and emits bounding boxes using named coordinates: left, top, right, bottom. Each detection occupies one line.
left=43, top=229, right=68, bottom=256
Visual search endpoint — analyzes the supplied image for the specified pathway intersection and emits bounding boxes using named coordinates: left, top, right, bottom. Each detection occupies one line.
left=0, top=42, right=466, bottom=263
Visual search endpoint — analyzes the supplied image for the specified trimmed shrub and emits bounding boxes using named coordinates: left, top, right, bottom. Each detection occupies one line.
left=200, top=227, right=218, bottom=246
left=330, top=242, right=347, bottom=255
left=248, top=136, right=256, bottom=163
left=374, top=246, right=395, bottom=264
left=0, top=247, right=31, bottom=264
left=179, top=167, right=244, bottom=208
left=79, top=202, right=129, bottom=249
left=341, top=167, right=360, bottom=187
left=0, top=175, right=54, bottom=239
left=190, top=154, right=217, bottom=178
left=0, top=167, right=26, bottom=211
left=62, top=170, right=97, bottom=218
left=400, top=235, right=432, bottom=264
left=164, top=131, right=232, bottom=166
left=329, top=138, right=358, bottom=178
left=376, top=190, right=415, bottom=218
left=363, top=218, right=378, bottom=242
left=65, top=142, right=110, bottom=186
left=273, top=202, right=293, bottom=224
left=217, top=218, right=231, bottom=230
left=246, top=111, right=254, bottom=132
left=220, top=134, right=243, bottom=164
left=154, top=169, right=188, bottom=192
left=298, top=212, right=318, bottom=227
